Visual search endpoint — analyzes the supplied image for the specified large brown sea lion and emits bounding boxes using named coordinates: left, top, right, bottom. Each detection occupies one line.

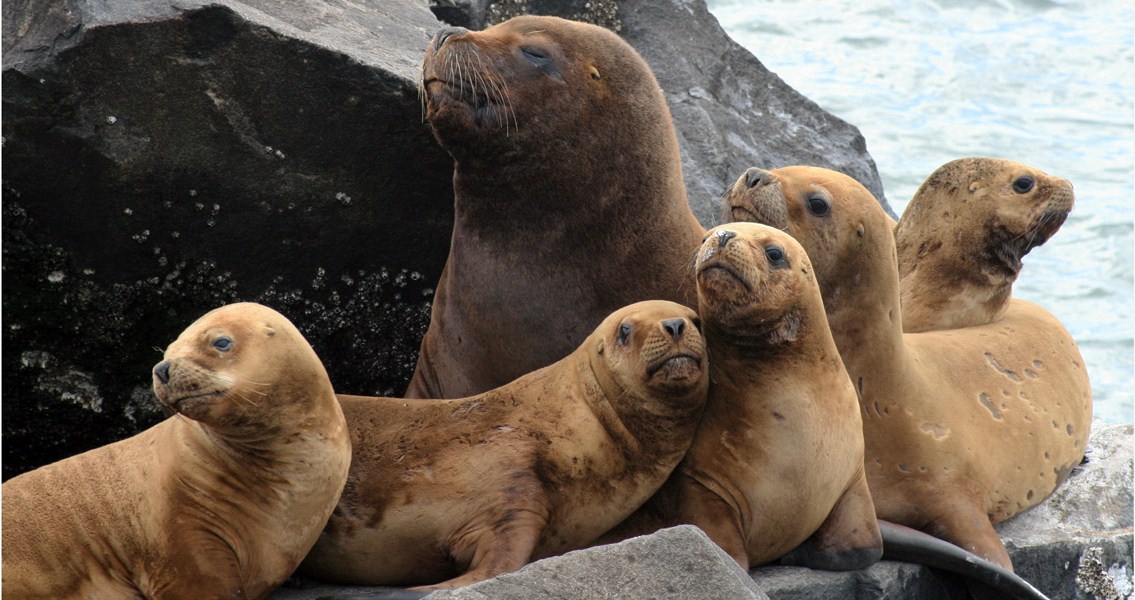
left=726, top=165, right=1092, bottom=571
left=300, top=300, right=709, bottom=590
left=894, top=157, right=1075, bottom=332
left=408, top=15, right=705, bottom=399
left=654, top=223, right=882, bottom=571
left=1, top=303, right=352, bottom=599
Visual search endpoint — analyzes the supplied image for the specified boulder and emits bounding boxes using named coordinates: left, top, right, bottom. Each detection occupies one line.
left=430, top=0, right=894, bottom=224
left=2, top=0, right=453, bottom=478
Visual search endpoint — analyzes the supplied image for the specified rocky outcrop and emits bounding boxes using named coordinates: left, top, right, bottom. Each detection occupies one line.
left=3, top=0, right=890, bottom=479
left=2, top=0, right=452, bottom=478
left=269, top=423, right=1131, bottom=599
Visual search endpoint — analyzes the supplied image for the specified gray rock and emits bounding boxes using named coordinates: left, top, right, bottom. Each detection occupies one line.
left=3, top=0, right=452, bottom=478
left=751, top=422, right=1134, bottom=599
left=432, top=0, right=894, bottom=224
left=997, top=421, right=1134, bottom=599
left=426, top=526, right=768, bottom=600
left=272, top=525, right=769, bottom=600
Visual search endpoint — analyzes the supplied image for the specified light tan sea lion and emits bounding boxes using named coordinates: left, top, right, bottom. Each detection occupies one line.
left=300, top=300, right=710, bottom=590
left=728, top=165, right=1092, bottom=570
left=1, top=303, right=352, bottom=600
left=665, top=223, right=882, bottom=571
left=408, top=15, right=705, bottom=399
left=894, top=157, right=1075, bottom=332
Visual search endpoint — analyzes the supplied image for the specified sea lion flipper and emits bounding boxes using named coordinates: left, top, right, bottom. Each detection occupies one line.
left=409, top=501, right=549, bottom=591
left=927, top=498, right=1013, bottom=571
left=778, top=473, right=883, bottom=571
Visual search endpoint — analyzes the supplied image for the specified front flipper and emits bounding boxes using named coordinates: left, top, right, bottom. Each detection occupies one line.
left=409, top=503, right=549, bottom=591
left=779, top=472, right=883, bottom=570
left=926, top=498, right=1014, bottom=570
left=880, top=520, right=1049, bottom=600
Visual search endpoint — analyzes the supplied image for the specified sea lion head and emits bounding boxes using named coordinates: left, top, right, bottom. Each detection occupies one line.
left=589, top=300, right=708, bottom=402
left=152, top=303, right=333, bottom=430
left=722, top=166, right=885, bottom=293
left=421, top=15, right=666, bottom=159
left=695, top=222, right=815, bottom=346
left=900, top=157, right=1074, bottom=275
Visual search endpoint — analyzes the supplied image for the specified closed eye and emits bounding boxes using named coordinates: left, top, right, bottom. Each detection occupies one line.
left=521, top=46, right=551, bottom=64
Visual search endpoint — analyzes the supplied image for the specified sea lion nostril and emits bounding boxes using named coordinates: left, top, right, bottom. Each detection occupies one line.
left=745, top=168, right=771, bottom=189
left=434, top=26, right=468, bottom=50
left=154, top=361, right=171, bottom=385
left=661, top=318, right=686, bottom=341
left=717, top=230, right=737, bottom=248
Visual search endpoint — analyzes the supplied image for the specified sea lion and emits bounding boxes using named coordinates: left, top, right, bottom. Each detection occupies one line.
left=662, top=223, right=882, bottom=571
left=728, top=165, right=1092, bottom=570
left=300, top=300, right=710, bottom=590
left=894, top=157, right=1075, bottom=332
left=408, top=15, right=705, bottom=399
left=1, top=303, right=352, bottom=600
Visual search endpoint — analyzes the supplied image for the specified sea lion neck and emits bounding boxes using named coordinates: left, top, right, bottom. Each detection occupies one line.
left=579, top=347, right=643, bottom=457
left=579, top=348, right=706, bottom=465
left=821, top=227, right=907, bottom=380
left=189, top=377, right=343, bottom=472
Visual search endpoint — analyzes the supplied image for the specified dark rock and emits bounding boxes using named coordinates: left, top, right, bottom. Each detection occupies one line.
left=434, top=0, right=893, bottom=224
left=2, top=0, right=453, bottom=479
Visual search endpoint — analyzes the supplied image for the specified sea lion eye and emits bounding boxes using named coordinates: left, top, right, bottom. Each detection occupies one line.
left=520, top=46, right=551, bottom=65
left=212, top=337, right=233, bottom=352
left=691, top=317, right=702, bottom=332
left=765, top=245, right=788, bottom=267
left=806, top=195, right=830, bottom=217
left=1012, top=176, right=1035, bottom=194
left=616, top=323, right=632, bottom=345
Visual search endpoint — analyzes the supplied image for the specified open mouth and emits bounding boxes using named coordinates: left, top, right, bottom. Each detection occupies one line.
left=648, top=354, right=703, bottom=379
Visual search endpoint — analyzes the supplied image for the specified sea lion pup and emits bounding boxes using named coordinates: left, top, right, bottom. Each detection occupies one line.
left=730, top=165, right=1091, bottom=572
left=299, top=301, right=709, bottom=590
left=1, top=303, right=352, bottom=600
left=666, top=222, right=882, bottom=571
left=894, top=157, right=1075, bottom=332
left=409, top=15, right=705, bottom=399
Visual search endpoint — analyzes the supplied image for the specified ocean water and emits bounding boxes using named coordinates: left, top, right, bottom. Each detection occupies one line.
left=706, top=0, right=1134, bottom=423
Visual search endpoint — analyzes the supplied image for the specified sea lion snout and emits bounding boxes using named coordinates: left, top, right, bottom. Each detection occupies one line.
left=744, top=167, right=774, bottom=189
left=715, top=229, right=737, bottom=248
left=433, top=26, right=469, bottom=50
left=154, top=361, right=171, bottom=384
left=661, top=318, right=686, bottom=341
left=724, top=168, right=789, bottom=228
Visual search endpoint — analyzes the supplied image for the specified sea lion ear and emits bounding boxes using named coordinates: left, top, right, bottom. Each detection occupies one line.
left=589, top=65, right=601, bottom=80
left=263, top=324, right=276, bottom=337
left=597, top=341, right=605, bottom=356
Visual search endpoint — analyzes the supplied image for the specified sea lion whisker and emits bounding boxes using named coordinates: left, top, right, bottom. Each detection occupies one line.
left=231, top=390, right=261, bottom=407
